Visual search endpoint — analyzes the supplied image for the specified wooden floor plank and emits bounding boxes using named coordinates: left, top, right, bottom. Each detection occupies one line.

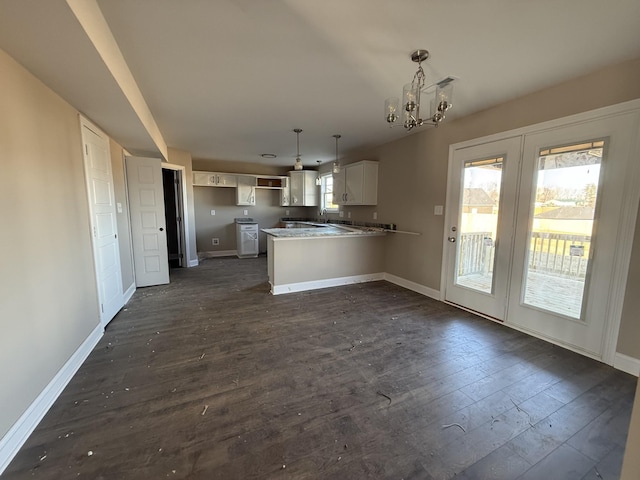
left=3, top=256, right=636, bottom=479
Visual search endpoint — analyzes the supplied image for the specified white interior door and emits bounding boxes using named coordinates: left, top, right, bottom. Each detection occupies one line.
left=444, top=137, right=521, bottom=320
left=507, top=113, right=639, bottom=357
left=125, top=156, right=169, bottom=287
left=80, top=118, right=123, bottom=327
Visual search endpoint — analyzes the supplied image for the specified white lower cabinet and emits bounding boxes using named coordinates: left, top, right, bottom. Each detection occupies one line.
left=289, top=170, right=318, bottom=206
left=333, top=161, right=378, bottom=205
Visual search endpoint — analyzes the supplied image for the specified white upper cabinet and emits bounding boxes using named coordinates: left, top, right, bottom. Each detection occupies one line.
left=279, top=177, right=290, bottom=206
left=289, top=170, right=318, bottom=206
left=193, top=171, right=237, bottom=187
left=236, top=175, right=256, bottom=206
left=333, top=161, right=378, bottom=205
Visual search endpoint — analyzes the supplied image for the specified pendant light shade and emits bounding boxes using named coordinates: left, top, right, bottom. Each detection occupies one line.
left=293, top=128, right=303, bottom=170
left=332, top=134, right=341, bottom=174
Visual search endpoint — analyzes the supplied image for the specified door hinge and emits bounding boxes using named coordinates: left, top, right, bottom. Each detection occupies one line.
left=85, top=144, right=89, bottom=155
left=93, top=226, right=97, bottom=237
left=101, top=303, right=104, bottom=313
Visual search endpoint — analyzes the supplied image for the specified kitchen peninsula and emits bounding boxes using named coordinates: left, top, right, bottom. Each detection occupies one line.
left=262, top=223, right=386, bottom=295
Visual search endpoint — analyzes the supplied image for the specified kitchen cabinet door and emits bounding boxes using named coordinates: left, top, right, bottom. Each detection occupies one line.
left=236, top=175, right=256, bottom=205
left=289, top=171, right=318, bottom=206
left=333, top=161, right=378, bottom=205
left=193, top=171, right=237, bottom=187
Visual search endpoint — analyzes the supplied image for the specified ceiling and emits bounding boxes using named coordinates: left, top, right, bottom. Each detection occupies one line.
left=1, top=0, right=639, bottom=168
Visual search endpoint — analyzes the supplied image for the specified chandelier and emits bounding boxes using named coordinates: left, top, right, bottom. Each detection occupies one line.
left=384, top=49, right=454, bottom=131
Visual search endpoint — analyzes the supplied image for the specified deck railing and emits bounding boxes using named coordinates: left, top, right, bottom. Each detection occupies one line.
left=527, top=232, right=591, bottom=278
left=457, top=231, right=591, bottom=279
left=457, top=232, right=494, bottom=276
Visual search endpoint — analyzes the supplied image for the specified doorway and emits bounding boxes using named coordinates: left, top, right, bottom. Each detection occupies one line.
left=444, top=105, right=640, bottom=361
left=162, top=168, right=186, bottom=268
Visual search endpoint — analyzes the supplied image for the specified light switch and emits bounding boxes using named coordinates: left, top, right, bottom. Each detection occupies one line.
left=210, top=209, right=216, bottom=216
left=434, top=205, right=444, bottom=215
left=116, top=202, right=123, bottom=214
left=285, top=210, right=290, bottom=216
left=373, top=212, right=377, bottom=220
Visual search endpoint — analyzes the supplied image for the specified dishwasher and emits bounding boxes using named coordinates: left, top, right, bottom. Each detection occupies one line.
left=235, top=218, right=259, bottom=258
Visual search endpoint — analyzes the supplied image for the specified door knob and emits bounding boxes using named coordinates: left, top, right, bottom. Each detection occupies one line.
left=448, top=236, right=456, bottom=242
left=159, top=227, right=164, bottom=232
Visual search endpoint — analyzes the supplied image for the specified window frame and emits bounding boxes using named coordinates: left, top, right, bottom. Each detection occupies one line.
left=320, top=173, right=339, bottom=213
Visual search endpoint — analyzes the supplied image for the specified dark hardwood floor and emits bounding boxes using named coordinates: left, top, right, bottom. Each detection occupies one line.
left=4, top=256, right=636, bottom=479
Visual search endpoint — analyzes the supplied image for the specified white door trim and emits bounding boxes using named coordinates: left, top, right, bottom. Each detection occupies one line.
left=162, top=163, right=194, bottom=268
left=443, top=99, right=640, bottom=366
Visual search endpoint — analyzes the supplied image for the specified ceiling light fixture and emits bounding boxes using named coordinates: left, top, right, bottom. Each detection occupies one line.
left=293, top=128, right=303, bottom=170
left=332, top=134, right=341, bottom=174
left=260, top=153, right=277, bottom=159
left=385, top=49, right=454, bottom=131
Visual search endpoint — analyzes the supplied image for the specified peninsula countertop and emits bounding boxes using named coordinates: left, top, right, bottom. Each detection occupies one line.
left=261, top=223, right=386, bottom=238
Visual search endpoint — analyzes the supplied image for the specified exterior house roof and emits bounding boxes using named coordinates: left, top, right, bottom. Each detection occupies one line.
left=463, top=188, right=495, bottom=206
left=535, top=206, right=595, bottom=220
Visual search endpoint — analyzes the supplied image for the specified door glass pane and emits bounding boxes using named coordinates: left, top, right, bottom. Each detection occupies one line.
left=455, top=156, right=503, bottom=294
left=522, top=139, right=605, bottom=319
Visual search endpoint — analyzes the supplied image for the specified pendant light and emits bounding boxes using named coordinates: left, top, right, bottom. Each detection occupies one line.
left=332, top=134, right=341, bottom=174
left=293, top=128, right=303, bottom=170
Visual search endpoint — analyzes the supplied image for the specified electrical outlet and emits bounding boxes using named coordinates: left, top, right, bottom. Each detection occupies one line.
left=339, top=211, right=344, bottom=218
left=212, top=238, right=219, bottom=246
left=373, top=212, right=377, bottom=220
left=347, top=211, right=351, bottom=219
left=243, top=209, right=248, bottom=215
left=434, top=205, right=444, bottom=215
left=285, top=209, right=290, bottom=216
left=210, top=209, right=216, bottom=216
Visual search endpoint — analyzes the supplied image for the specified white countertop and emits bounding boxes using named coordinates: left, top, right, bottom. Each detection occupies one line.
left=262, top=223, right=386, bottom=238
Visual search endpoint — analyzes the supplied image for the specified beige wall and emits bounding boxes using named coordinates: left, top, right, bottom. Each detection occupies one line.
left=109, top=139, right=135, bottom=290
left=269, top=235, right=385, bottom=286
left=0, top=49, right=101, bottom=438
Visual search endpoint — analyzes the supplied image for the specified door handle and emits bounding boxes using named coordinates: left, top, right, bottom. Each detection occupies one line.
left=159, top=227, right=164, bottom=232
left=448, top=236, right=456, bottom=242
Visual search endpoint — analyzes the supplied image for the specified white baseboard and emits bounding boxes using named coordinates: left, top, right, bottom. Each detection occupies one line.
left=188, top=259, right=199, bottom=267
left=614, top=352, right=640, bottom=376
left=198, top=250, right=237, bottom=259
left=0, top=323, right=103, bottom=475
left=384, top=273, right=441, bottom=300
left=271, top=273, right=385, bottom=295
left=123, top=282, right=136, bottom=305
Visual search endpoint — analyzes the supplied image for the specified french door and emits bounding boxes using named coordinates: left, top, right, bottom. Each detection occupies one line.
left=445, top=109, right=640, bottom=358
left=444, top=137, right=521, bottom=320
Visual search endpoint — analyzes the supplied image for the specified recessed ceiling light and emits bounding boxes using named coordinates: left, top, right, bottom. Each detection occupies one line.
left=260, top=153, right=277, bottom=158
